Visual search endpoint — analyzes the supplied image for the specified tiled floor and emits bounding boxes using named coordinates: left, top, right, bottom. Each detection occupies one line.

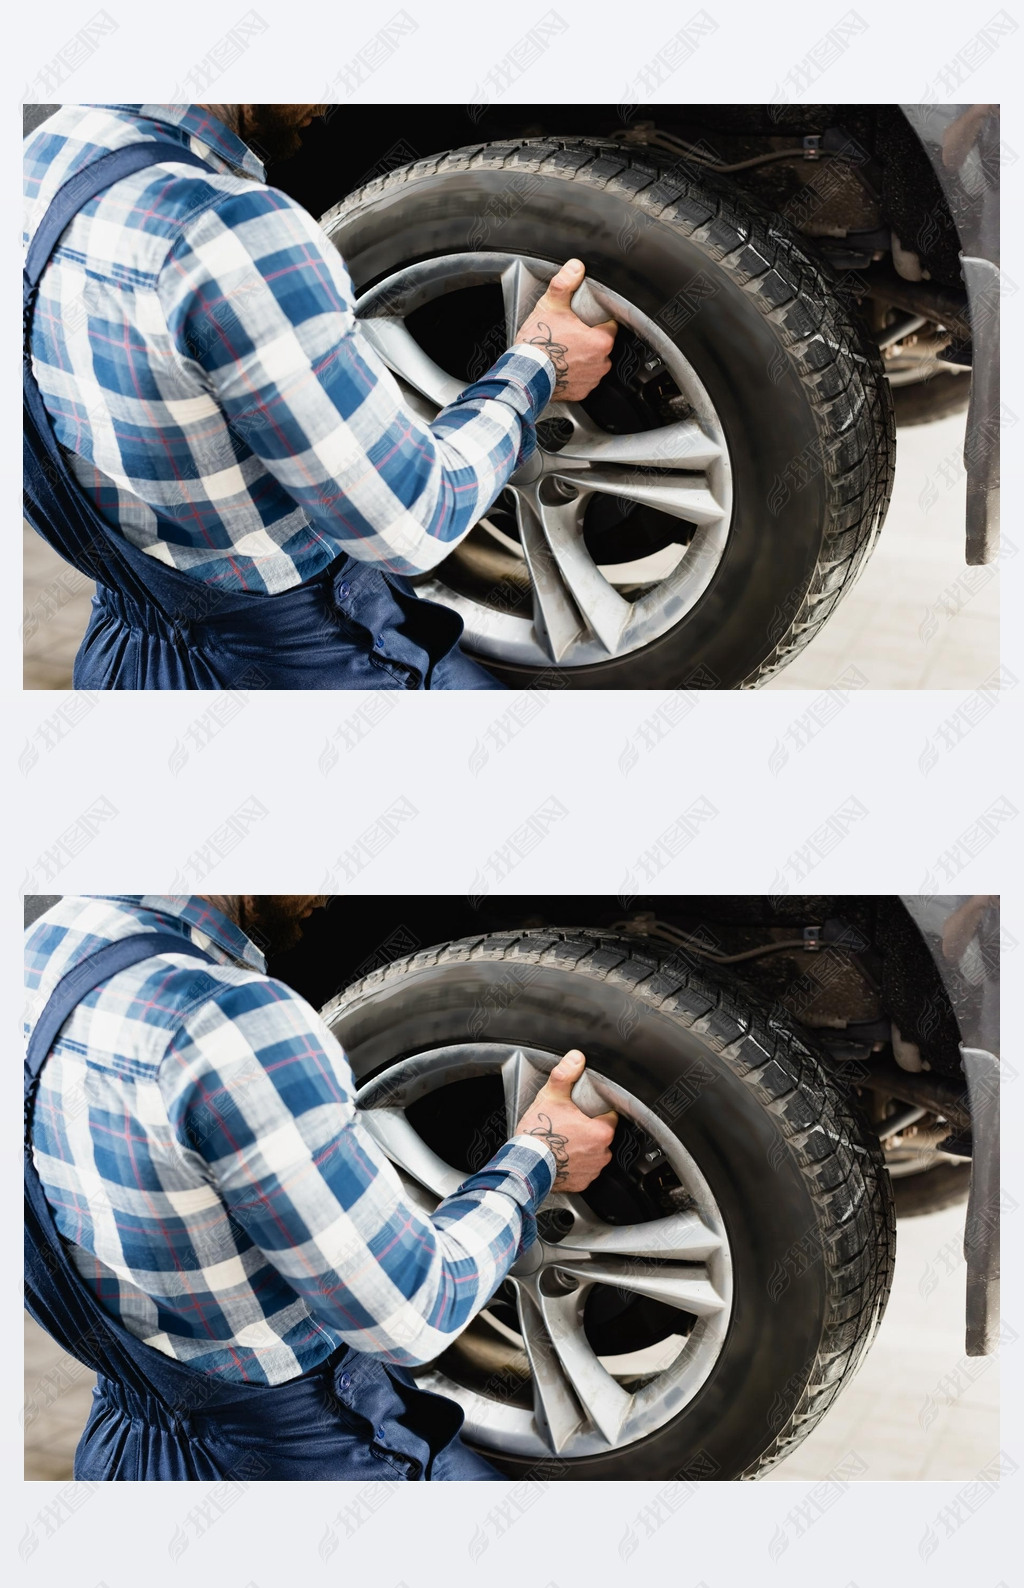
left=24, top=1202, right=996, bottom=1481
left=23, top=412, right=996, bottom=692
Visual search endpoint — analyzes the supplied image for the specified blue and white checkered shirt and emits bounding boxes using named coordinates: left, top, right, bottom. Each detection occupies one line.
left=23, top=105, right=555, bottom=593
left=24, top=896, right=555, bottom=1385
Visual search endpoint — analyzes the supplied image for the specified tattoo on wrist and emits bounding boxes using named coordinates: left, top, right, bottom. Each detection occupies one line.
left=525, top=1112, right=571, bottom=1183
left=525, top=322, right=570, bottom=394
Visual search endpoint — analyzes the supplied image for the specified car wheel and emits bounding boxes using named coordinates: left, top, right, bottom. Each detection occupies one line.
left=322, top=929, right=895, bottom=1479
left=320, top=139, right=896, bottom=689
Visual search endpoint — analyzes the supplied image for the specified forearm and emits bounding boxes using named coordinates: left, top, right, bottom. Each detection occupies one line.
left=237, top=337, right=556, bottom=578
left=166, top=977, right=557, bottom=1368
left=161, top=186, right=556, bottom=578
left=245, top=1131, right=557, bottom=1366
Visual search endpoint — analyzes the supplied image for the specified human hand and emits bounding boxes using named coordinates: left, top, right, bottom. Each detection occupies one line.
left=515, top=1049, right=618, bottom=1191
left=514, top=259, right=618, bottom=402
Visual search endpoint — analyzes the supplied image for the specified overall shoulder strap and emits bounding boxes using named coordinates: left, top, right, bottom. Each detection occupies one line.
left=24, top=141, right=215, bottom=290
left=23, top=929, right=216, bottom=1398
left=22, top=141, right=219, bottom=595
left=24, top=931, right=215, bottom=1127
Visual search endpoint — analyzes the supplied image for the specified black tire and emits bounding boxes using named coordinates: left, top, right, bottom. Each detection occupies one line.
left=325, top=929, right=896, bottom=1479
left=891, top=1158, right=971, bottom=1217
left=321, top=139, right=896, bottom=688
left=892, top=370, right=971, bottom=428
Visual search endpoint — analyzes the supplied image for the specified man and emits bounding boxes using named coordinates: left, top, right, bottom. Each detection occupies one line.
left=24, top=895, right=617, bottom=1480
left=23, top=105, right=617, bottom=689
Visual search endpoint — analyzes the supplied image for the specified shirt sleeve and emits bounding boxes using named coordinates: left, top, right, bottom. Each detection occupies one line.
left=157, top=184, right=556, bottom=576
left=159, top=975, right=556, bottom=1367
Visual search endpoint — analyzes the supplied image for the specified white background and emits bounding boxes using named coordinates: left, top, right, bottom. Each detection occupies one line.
left=7, top=1, right=1022, bottom=1584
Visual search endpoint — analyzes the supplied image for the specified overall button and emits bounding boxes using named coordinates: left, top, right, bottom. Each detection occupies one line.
left=337, top=581, right=351, bottom=599
left=374, top=635, right=385, bottom=649
left=376, top=1426, right=386, bottom=1440
left=338, top=1372, right=351, bottom=1390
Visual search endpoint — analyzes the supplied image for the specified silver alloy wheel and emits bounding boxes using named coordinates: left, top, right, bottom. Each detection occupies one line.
left=355, top=254, right=734, bottom=668
left=356, top=1043, right=733, bottom=1460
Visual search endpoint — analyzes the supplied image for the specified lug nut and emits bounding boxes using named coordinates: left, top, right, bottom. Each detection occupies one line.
left=540, top=1267, right=579, bottom=1296
left=539, top=476, right=578, bottom=505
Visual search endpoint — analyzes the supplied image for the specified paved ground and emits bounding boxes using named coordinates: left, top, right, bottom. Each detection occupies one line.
left=24, top=1201, right=996, bottom=1481
left=23, top=411, right=996, bottom=691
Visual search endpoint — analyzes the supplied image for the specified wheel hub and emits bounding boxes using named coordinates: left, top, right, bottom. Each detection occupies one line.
left=355, top=1042, right=733, bottom=1460
left=509, top=1238, right=546, bottom=1277
left=508, top=448, right=544, bottom=486
left=354, top=253, right=734, bottom=670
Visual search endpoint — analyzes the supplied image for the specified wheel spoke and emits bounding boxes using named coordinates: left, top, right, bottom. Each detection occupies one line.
left=554, top=467, right=724, bottom=526
left=555, top=418, right=722, bottom=472
left=553, top=1256, right=726, bottom=1318
left=515, top=494, right=585, bottom=663
left=359, top=316, right=464, bottom=408
left=390, top=1164, right=441, bottom=1217
left=516, top=492, right=634, bottom=657
left=359, top=1107, right=463, bottom=1199
left=512, top=1283, right=585, bottom=1454
left=546, top=399, right=593, bottom=433
left=391, top=375, right=438, bottom=425
left=501, top=1048, right=550, bottom=1137
left=537, top=496, right=635, bottom=654
left=561, top=1210, right=723, bottom=1262
left=531, top=1285, right=634, bottom=1446
left=500, top=259, right=549, bottom=346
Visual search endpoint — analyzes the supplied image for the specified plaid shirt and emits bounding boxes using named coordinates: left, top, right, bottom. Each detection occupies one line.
left=24, top=896, right=554, bottom=1385
left=23, top=105, right=555, bottom=594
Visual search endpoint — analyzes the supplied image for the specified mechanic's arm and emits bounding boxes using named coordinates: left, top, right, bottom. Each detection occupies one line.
left=161, top=978, right=615, bottom=1367
left=158, top=186, right=615, bottom=576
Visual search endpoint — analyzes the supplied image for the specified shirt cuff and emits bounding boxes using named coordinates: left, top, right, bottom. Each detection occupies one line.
left=452, top=1134, right=557, bottom=1257
left=449, top=344, right=557, bottom=465
left=501, top=1133, right=558, bottom=1199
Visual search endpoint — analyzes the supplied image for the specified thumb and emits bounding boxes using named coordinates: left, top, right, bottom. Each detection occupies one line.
left=542, top=257, right=585, bottom=309
left=545, top=1048, right=587, bottom=1098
